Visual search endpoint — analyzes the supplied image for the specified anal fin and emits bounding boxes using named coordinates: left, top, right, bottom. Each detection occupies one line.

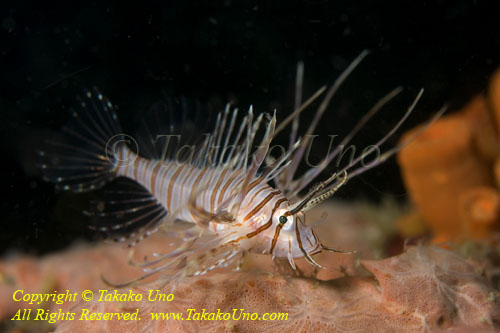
left=85, top=177, right=168, bottom=246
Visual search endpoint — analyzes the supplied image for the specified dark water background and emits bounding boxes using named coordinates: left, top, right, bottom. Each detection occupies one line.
left=1, top=0, right=499, bottom=255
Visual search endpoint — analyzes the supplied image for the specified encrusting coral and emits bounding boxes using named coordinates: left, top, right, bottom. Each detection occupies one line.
left=0, top=204, right=363, bottom=328
left=362, top=246, right=499, bottom=330
left=0, top=233, right=179, bottom=323
left=30, top=245, right=500, bottom=332
left=1, top=222, right=499, bottom=332
left=397, top=67, right=500, bottom=241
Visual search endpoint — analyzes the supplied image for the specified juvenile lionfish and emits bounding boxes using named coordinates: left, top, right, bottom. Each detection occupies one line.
left=38, top=51, right=442, bottom=287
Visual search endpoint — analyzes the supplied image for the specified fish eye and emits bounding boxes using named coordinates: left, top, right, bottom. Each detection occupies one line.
left=279, top=215, right=288, bottom=224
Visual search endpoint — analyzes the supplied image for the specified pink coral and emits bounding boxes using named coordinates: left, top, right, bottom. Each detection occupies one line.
left=362, top=246, right=499, bottom=330
left=0, top=233, right=178, bottom=322
left=50, top=246, right=498, bottom=332
left=2, top=204, right=498, bottom=332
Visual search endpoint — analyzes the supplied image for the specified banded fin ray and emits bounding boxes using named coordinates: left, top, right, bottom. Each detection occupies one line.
left=135, top=97, right=280, bottom=173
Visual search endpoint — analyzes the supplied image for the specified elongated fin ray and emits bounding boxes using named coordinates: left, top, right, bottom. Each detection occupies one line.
left=342, top=104, right=448, bottom=181
left=102, top=231, right=241, bottom=290
left=335, top=89, right=424, bottom=179
left=218, top=107, right=239, bottom=165
left=278, top=50, right=370, bottom=192
left=307, top=90, right=445, bottom=202
left=289, top=61, right=304, bottom=150
left=287, top=86, right=404, bottom=197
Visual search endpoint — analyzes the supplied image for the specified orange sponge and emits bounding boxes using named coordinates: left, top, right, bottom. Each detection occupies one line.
left=458, top=186, right=500, bottom=239
left=489, top=67, right=500, bottom=136
left=398, top=114, right=491, bottom=237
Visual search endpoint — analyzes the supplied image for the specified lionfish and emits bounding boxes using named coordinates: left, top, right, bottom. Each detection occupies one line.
left=38, top=51, right=442, bottom=287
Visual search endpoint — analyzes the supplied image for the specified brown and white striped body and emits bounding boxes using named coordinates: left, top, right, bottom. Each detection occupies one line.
left=115, top=147, right=318, bottom=258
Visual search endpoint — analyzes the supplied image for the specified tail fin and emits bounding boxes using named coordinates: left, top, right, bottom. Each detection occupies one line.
left=38, top=89, right=128, bottom=192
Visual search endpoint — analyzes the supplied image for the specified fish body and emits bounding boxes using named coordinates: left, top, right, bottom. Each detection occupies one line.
left=114, top=127, right=319, bottom=261
left=37, top=51, right=443, bottom=285
left=116, top=148, right=301, bottom=255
